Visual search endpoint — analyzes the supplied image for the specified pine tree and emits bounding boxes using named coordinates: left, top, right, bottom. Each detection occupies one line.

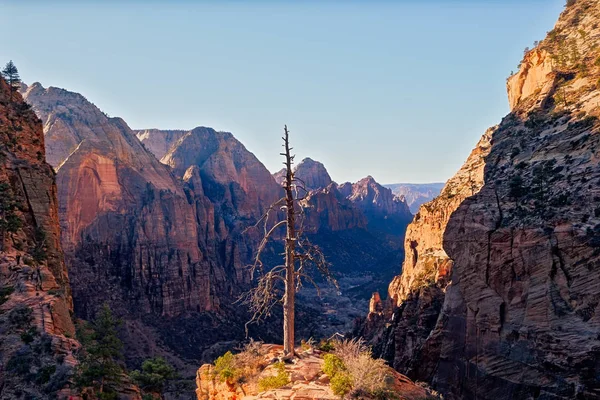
left=76, top=304, right=125, bottom=398
left=1, top=61, right=21, bottom=100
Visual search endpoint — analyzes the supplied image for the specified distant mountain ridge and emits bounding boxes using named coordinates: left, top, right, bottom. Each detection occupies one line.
left=384, top=182, right=444, bottom=213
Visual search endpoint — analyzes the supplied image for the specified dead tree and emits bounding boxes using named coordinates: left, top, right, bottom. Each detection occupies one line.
left=240, top=125, right=337, bottom=357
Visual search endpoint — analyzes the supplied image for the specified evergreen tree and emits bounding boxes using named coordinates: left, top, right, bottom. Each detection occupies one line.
left=1, top=61, right=21, bottom=100
left=76, top=304, right=124, bottom=399
left=130, top=357, right=177, bottom=394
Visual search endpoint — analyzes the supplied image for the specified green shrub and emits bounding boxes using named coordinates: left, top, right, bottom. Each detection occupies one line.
left=330, top=372, right=353, bottom=398
left=130, top=357, right=177, bottom=393
left=257, top=362, right=289, bottom=391
left=213, top=351, right=238, bottom=383
left=323, top=354, right=345, bottom=377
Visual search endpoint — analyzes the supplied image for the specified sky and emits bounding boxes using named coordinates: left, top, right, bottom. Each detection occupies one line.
left=0, top=0, right=565, bottom=184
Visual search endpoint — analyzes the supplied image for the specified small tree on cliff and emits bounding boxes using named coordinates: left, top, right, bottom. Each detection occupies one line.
left=1, top=61, right=21, bottom=100
left=241, top=125, right=337, bottom=357
left=76, top=304, right=125, bottom=397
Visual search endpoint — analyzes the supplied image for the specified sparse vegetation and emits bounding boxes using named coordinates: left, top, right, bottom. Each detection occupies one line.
left=31, top=226, right=48, bottom=263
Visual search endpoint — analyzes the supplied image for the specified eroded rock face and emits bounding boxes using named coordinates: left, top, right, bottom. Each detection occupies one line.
left=507, top=49, right=555, bottom=111
left=0, top=77, right=81, bottom=399
left=162, top=127, right=282, bottom=223
left=300, top=183, right=367, bottom=233
left=134, top=128, right=187, bottom=160
left=364, top=1, right=600, bottom=398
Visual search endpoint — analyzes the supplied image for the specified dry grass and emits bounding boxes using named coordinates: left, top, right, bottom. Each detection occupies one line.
left=330, top=338, right=391, bottom=397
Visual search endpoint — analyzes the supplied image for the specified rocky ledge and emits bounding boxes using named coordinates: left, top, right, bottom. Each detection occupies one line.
left=196, top=344, right=432, bottom=400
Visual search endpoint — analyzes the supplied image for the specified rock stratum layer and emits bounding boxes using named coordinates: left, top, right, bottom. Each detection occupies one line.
left=0, top=78, right=80, bottom=399
left=362, top=1, right=600, bottom=399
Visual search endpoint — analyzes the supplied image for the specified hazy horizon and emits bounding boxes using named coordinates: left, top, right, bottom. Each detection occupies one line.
left=1, top=0, right=565, bottom=184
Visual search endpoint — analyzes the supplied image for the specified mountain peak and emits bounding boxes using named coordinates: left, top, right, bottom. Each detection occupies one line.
left=293, top=157, right=332, bottom=191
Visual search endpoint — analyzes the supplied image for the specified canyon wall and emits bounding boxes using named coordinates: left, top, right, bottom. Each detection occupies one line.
left=363, top=1, right=600, bottom=398
left=0, top=77, right=80, bottom=399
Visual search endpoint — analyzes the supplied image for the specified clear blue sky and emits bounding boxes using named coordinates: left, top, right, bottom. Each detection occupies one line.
left=1, top=0, right=564, bottom=184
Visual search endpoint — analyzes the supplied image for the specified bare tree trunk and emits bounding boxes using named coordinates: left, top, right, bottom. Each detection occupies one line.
left=282, top=125, right=296, bottom=357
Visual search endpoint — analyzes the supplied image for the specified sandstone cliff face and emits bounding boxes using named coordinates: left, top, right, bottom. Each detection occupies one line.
left=507, top=49, right=555, bottom=111
left=23, top=84, right=219, bottom=320
left=365, top=1, right=600, bottom=398
left=300, top=183, right=367, bottom=233
left=358, top=128, right=492, bottom=375
left=162, top=127, right=282, bottom=224
left=435, top=3, right=600, bottom=396
left=292, top=157, right=333, bottom=191
left=0, top=78, right=80, bottom=399
left=388, top=129, right=493, bottom=305
left=135, top=128, right=187, bottom=160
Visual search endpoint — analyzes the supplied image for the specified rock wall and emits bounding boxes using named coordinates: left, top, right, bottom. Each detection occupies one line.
left=0, top=77, right=80, bottom=399
left=363, top=1, right=600, bottom=398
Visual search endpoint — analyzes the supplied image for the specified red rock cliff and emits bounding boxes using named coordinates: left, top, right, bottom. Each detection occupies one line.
left=0, top=77, right=81, bottom=399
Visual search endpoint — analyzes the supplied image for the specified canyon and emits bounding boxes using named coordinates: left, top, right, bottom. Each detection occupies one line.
left=15, top=82, right=414, bottom=384
left=2, top=1, right=600, bottom=399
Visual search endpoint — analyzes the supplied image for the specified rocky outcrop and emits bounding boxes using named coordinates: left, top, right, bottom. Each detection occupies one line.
left=195, top=344, right=431, bottom=400
left=273, top=158, right=332, bottom=191
left=385, top=183, right=445, bottom=214
left=363, top=1, right=600, bottom=398
left=506, top=49, right=555, bottom=111
left=300, top=183, right=367, bottom=233
left=0, top=77, right=80, bottom=399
